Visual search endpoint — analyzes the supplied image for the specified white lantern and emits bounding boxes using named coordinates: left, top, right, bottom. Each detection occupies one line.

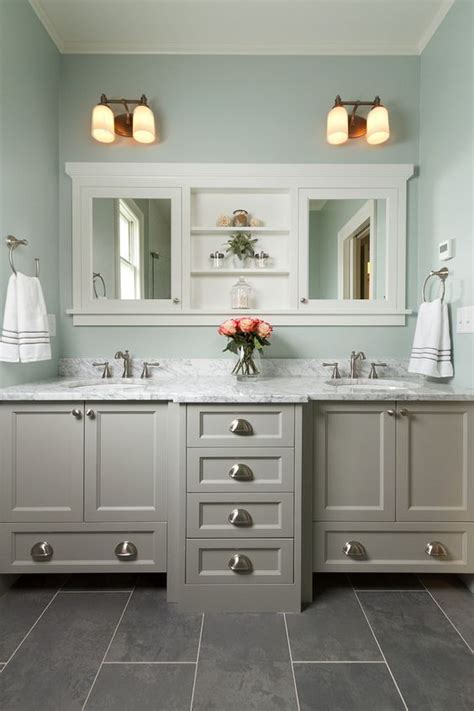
left=326, top=105, right=348, bottom=145
left=133, top=104, right=156, bottom=144
left=91, top=103, right=115, bottom=143
left=366, top=105, right=390, bottom=145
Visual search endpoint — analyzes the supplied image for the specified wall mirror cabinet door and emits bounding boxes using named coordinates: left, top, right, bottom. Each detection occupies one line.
left=67, top=163, right=413, bottom=325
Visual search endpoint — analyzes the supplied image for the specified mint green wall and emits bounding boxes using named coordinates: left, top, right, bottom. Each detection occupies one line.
left=419, top=0, right=473, bottom=386
left=0, top=0, right=60, bottom=386
left=58, top=54, right=420, bottom=361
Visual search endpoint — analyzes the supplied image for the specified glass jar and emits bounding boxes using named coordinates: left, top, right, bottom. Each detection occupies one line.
left=254, top=251, right=269, bottom=269
left=231, top=276, right=252, bottom=309
left=209, top=251, right=225, bottom=269
left=232, top=209, right=249, bottom=227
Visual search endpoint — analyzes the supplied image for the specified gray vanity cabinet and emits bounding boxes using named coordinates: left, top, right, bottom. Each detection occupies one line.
left=313, top=402, right=396, bottom=522
left=396, top=402, right=474, bottom=521
left=84, top=403, right=167, bottom=522
left=0, top=403, right=84, bottom=523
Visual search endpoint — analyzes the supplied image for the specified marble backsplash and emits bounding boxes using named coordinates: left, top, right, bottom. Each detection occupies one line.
left=58, top=357, right=412, bottom=380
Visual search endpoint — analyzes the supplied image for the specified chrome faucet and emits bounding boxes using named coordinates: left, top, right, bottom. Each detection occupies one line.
left=114, top=349, right=132, bottom=378
left=349, top=351, right=366, bottom=379
left=141, top=361, right=160, bottom=378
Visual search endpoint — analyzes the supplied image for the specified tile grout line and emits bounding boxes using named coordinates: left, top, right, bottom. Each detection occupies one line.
left=81, top=584, right=136, bottom=711
left=103, top=660, right=196, bottom=665
left=1, top=575, right=70, bottom=672
left=417, top=575, right=474, bottom=654
left=292, top=660, right=386, bottom=664
left=348, top=576, right=409, bottom=711
left=283, top=613, right=302, bottom=711
left=189, top=613, right=204, bottom=711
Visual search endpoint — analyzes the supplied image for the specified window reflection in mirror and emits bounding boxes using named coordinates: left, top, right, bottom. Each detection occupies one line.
left=92, top=198, right=171, bottom=300
left=308, top=199, right=386, bottom=300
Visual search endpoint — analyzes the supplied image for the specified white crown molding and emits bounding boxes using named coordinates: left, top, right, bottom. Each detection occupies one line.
left=417, top=0, right=454, bottom=54
left=59, top=40, right=419, bottom=56
left=29, top=0, right=64, bottom=52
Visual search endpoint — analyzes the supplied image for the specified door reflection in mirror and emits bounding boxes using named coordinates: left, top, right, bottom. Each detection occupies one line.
left=308, top=199, right=386, bottom=300
left=92, top=198, right=171, bottom=300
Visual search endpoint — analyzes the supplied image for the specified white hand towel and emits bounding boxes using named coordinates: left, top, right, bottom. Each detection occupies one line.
left=408, top=298, right=453, bottom=378
left=0, top=272, right=51, bottom=363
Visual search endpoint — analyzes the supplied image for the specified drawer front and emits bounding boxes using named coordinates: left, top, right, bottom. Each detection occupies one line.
left=313, top=522, right=473, bottom=573
left=187, top=493, right=294, bottom=538
left=187, top=405, right=294, bottom=448
left=187, top=448, right=294, bottom=492
left=186, top=538, right=293, bottom=584
left=0, top=523, right=167, bottom=573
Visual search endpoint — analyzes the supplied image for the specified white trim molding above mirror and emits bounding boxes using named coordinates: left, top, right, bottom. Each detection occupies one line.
left=66, top=162, right=414, bottom=326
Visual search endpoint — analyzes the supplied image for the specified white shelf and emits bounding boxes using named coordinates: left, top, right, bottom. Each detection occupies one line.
left=191, top=227, right=289, bottom=234
left=191, top=269, right=290, bottom=276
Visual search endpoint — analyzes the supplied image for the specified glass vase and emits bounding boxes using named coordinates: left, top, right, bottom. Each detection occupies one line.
left=232, top=346, right=261, bottom=380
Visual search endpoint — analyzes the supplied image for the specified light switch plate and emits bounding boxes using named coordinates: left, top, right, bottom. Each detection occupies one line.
left=456, top=305, right=474, bottom=333
left=47, top=314, right=56, bottom=337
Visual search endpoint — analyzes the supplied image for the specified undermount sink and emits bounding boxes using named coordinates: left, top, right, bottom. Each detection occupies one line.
left=326, top=378, right=420, bottom=390
left=64, top=379, right=146, bottom=389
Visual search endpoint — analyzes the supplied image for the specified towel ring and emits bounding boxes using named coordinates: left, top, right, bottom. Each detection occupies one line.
left=92, top=272, right=107, bottom=298
left=422, top=267, right=448, bottom=303
left=6, top=235, right=40, bottom=277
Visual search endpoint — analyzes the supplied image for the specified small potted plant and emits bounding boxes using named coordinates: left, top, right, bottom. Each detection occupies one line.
left=225, top=232, right=258, bottom=268
left=218, top=316, right=273, bottom=379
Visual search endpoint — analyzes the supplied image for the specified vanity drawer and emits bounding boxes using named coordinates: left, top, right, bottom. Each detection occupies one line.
left=186, top=538, right=293, bottom=584
left=187, top=447, right=294, bottom=492
left=0, top=523, right=167, bottom=574
left=187, top=493, right=293, bottom=538
left=313, top=522, right=473, bottom=573
left=187, top=405, right=294, bottom=447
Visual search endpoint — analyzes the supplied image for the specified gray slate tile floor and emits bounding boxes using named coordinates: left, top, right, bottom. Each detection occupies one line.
left=0, top=572, right=472, bottom=710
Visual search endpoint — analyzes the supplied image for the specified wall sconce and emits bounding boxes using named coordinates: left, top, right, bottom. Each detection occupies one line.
left=91, top=94, right=156, bottom=144
left=327, top=95, right=389, bottom=146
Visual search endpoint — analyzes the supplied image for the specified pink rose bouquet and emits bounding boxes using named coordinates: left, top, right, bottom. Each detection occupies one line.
left=218, top=316, right=273, bottom=377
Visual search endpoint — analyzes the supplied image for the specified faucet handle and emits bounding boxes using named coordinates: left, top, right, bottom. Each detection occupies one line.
left=141, top=361, right=160, bottom=379
left=92, top=361, right=112, bottom=378
left=368, top=362, right=387, bottom=379
left=323, top=362, right=341, bottom=380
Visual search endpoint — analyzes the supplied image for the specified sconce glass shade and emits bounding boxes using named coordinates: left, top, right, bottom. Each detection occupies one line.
left=366, top=105, right=390, bottom=145
left=91, top=103, right=115, bottom=143
left=133, top=104, right=156, bottom=144
left=327, top=105, right=348, bottom=145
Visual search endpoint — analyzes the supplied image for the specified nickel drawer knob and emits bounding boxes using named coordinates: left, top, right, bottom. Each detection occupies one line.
left=31, top=541, right=54, bottom=562
left=342, top=540, right=367, bottom=558
left=229, top=418, right=254, bottom=436
left=228, top=508, right=253, bottom=527
left=425, top=541, right=448, bottom=558
left=115, top=541, right=138, bottom=561
left=386, top=409, right=395, bottom=416
left=86, top=409, right=95, bottom=419
left=71, top=409, right=82, bottom=419
left=228, top=463, right=254, bottom=481
left=399, top=409, right=409, bottom=417
left=228, top=553, right=253, bottom=573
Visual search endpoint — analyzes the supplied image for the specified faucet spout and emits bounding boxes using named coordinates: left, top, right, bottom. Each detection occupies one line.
left=349, top=351, right=366, bottom=379
left=114, top=349, right=132, bottom=378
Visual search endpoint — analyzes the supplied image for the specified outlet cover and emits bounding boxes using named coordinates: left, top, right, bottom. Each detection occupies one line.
left=456, top=305, right=474, bottom=334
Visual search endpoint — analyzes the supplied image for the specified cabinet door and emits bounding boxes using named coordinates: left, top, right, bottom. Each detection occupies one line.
left=0, top=403, right=84, bottom=522
left=313, top=402, right=396, bottom=521
left=396, top=402, right=474, bottom=521
left=84, top=403, right=167, bottom=522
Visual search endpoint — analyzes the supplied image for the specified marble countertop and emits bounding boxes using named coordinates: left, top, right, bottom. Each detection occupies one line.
left=0, top=375, right=473, bottom=403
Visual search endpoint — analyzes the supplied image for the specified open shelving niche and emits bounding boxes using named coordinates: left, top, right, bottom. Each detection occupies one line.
left=185, top=187, right=296, bottom=312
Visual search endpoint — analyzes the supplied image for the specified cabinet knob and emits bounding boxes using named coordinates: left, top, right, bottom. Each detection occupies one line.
left=30, top=541, right=54, bottom=562
left=71, top=409, right=82, bottom=419
left=228, top=508, right=253, bottom=527
left=399, top=409, right=409, bottom=417
left=229, top=418, right=254, bottom=436
left=300, top=297, right=308, bottom=304
left=425, top=541, right=448, bottom=558
left=342, top=540, right=367, bottom=558
left=228, top=553, right=253, bottom=573
left=386, top=409, right=395, bottom=416
left=114, top=541, right=138, bottom=561
left=86, top=409, right=95, bottom=419
left=228, top=463, right=254, bottom=481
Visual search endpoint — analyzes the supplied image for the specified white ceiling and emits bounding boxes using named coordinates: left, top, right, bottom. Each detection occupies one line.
left=29, top=0, right=454, bottom=55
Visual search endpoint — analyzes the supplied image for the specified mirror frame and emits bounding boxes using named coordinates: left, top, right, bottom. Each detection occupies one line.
left=66, top=162, right=413, bottom=325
